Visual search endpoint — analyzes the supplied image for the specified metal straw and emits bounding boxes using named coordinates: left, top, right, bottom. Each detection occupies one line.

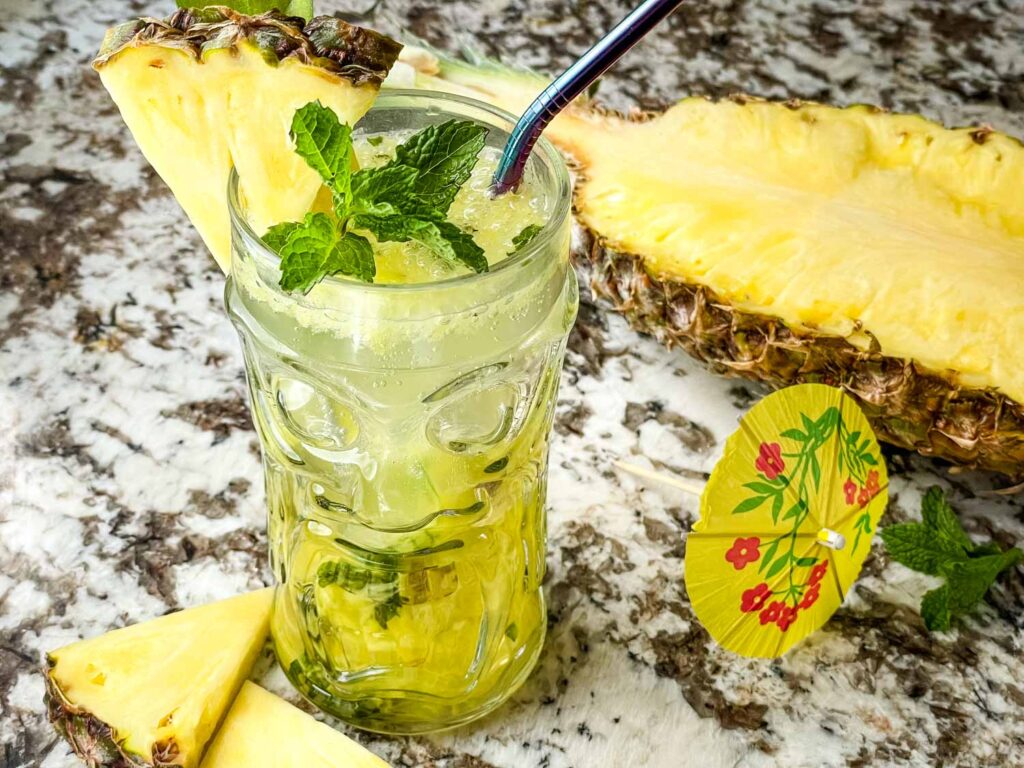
left=491, top=0, right=685, bottom=195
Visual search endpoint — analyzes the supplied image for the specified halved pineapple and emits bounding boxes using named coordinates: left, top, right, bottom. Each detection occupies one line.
left=93, top=8, right=402, bottom=270
left=45, top=588, right=273, bottom=768
left=200, top=682, right=389, bottom=767
left=397, top=48, right=1024, bottom=476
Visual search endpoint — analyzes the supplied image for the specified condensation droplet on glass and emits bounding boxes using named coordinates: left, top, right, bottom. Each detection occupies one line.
left=306, top=520, right=332, bottom=537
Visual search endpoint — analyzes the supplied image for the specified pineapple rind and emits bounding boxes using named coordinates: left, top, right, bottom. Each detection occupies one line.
left=95, top=7, right=402, bottom=86
left=576, top=232, right=1024, bottom=477
left=45, top=671, right=155, bottom=768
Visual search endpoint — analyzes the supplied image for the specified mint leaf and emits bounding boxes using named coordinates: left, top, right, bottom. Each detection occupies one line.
left=946, top=549, right=1023, bottom=615
left=350, top=165, right=419, bottom=216
left=176, top=0, right=314, bottom=18
left=291, top=102, right=353, bottom=200
left=352, top=213, right=426, bottom=243
left=972, top=542, right=1004, bottom=556
left=284, top=0, right=313, bottom=17
left=434, top=220, right=488, bottom=273
left=880, top=524, right=966, bottom=576
left=394, top=119, right=488, bottom=213
left=510, top=223, right=543, bottom=254
left=920, top=584, right=951, bottom=632
left=354, top=215, right=488, bottom=274
left=374, top=590, right=402, bottom=629
left=275, top=213, right=374, bottom=292
left=276, top=213, right=336, bottom=293
left=330, top=232, right=375, bottom=283
left=263, top=220, right=302, bottom=252
left=920, top=486, right=974, bottom=553
left=882, top=487, right=1024, bottom=632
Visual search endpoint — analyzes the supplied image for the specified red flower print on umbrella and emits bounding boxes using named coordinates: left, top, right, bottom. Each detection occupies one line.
left=755, top=442, right=785, bottom=479
left=725, top=537, right=760, bottom=570
left=799, top=583, right=821, bottom=610
left=866, top=469, right=880, bottom=496
left=776, top=605, right=799, bottom=631
left=741, top=583, right=772, bottom=613
left=844, top=478, right=857, bottom=505
left=760, top=600, right=784, bottom=626
left=808, top=561, right=828, bottom=585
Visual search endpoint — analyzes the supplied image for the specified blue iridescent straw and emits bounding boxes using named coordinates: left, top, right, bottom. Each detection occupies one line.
left=491, top=0, right=685, bottom=195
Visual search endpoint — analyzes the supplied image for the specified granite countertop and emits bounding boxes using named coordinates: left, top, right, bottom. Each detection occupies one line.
left=3, top=1, right=1024, bottom=766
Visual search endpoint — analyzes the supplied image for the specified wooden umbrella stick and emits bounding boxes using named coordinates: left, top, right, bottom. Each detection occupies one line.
left=613, top=460, right=705, bottom=497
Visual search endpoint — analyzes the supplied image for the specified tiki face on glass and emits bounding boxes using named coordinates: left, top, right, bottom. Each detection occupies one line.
left=225, top=92, right=576, bottom=734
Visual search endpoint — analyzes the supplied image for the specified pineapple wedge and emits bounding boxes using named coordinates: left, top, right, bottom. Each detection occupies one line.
left=45, top=588, right=273, bottom=768
left=397, top=48, right=1024, bottom=476
left=93, top=8, right=401, bottom=271
left=200, top=682, right=389, bottom=767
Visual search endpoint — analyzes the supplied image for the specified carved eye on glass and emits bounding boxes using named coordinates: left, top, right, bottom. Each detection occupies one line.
left=424, top=363, right=527, bottom=455
left=274, top=376, right=360, bottom=450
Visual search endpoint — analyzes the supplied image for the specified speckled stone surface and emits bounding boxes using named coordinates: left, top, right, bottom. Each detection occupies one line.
left=3, top=2, right=1024, bottom=767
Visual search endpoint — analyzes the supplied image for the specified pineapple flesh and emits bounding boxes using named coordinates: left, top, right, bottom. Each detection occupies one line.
left=397, top=49, right=1024, bottom=475
left=93, top=8, right=402, bottom=271
left=46, top=588, right=273, bottom=768
left=199, top=682, right=389, bottom=768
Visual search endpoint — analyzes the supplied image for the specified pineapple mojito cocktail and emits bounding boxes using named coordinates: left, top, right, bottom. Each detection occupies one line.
left=226, top=91, right=576, bottom=733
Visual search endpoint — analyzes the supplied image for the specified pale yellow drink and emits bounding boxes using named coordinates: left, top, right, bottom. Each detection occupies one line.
left=225, top=91, right=576, bottom=734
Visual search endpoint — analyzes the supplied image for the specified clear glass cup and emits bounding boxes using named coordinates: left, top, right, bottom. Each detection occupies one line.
left=224, top=90, right=577, bottom=734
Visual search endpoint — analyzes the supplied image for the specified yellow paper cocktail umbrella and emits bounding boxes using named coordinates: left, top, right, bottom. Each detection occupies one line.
left=685, top=383, right=888, bottom=658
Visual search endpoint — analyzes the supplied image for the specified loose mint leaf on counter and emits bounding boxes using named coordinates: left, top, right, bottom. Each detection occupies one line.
left=176, top=1, right=315, bottom=21
left=920, top=486, right=975, bottom=553
left=946, top=550, right=1024, bottom=612
left=879, top=524, right=964, bottom=576
left=920, top=584, right=951, bottom=632
left=881, top=486, right=1023, bottom=632
left=394, top=119, right=488, bottom=213
left=290, top=102, right=353, bottom=200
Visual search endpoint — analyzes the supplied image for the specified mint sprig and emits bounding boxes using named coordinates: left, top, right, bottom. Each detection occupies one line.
left=263, top=102, right=489, bottom=292
left=881, top=487, right=1023, bottom=632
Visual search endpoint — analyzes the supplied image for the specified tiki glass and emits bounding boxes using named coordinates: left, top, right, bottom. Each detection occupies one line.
left=225, top=92, right=576, bottom=734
